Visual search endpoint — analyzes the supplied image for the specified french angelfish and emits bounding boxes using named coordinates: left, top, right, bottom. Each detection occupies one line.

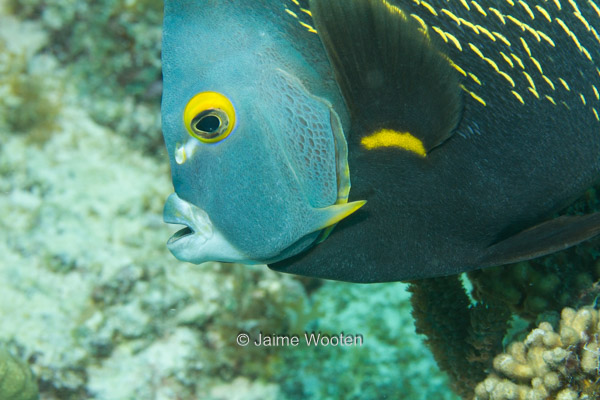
left=161, top=0, right=600, bottom=282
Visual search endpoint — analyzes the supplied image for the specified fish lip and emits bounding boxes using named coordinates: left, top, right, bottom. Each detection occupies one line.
left=163, top=193, right=213, bottom=247
left=162, top=192, right=259, bottom=264
left=166, top=226, right=194, bottom=245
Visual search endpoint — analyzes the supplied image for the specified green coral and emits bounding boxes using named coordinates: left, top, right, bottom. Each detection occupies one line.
left=0, top=347, right=38, bottom=400
left=474, top=306, right=600, bottom=400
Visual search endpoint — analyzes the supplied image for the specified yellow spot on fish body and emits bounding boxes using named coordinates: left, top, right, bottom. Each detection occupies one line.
left=535, top=5, right=552, bottom=22
left=593, top=85, right=599, bottom=100
left=546, top=95, right=557, bottom=104
left=553, top=0, right=562, bottom=10
left=442, top=8, right=462, bottom=26
left=580, top=93, right=587, bottom=105
left=593, top=108, right=600, bottom=121
left=489, top=8, right=506, bottom=24
left=445, top=32, right=463, bottom=50
left=411, top=14, right=428, bottom=31
left=484, top=57, right=500, bottom=73
left=449, top=59, right=467, bottom=75
left=528, top=87, right=540, bottom=98
left=519, top=1, right=535, bottom=19
left=361, top=129, right=427, bottom=156
left=512, top=90, right=525, bottom=104
left=590, top=0, right=600, bottom=17
left=477, top=25, right=496, bottom=41
left=291, top=0, right=299, bottom=5
left=382, top=0, right=409, bottom=18
left=574, top=12, right=591, bottom=31
left=537, top=30, right=556, bottom=46
left=493, top=32, right=512, bottom=46
left=583, top=48, right=593, bottom=62
left=469, top=42, right=484, bottom=59
left=567, top=0, right=581, bottom=14
left=591, top=27, right=600, bottom=46
left=523, top=24, right=541, bottom=42
left=559, top=77, right=571, bottom=91
left=511, top=53, right=525, bottom=69
left=300, top=7, right=312, bottom=17
left=299, top=21, right=317, bottom=33
left=498, top=70, right=516, bottom=86
left=542, top=75, right=556, bottom=90
left=530, top=57, right=543, bottom=74
left=507, top=15, right=526, bottom=31
left=500, top=51, right=514, bottom=67
left=460, top=0, right=471, bottom=11
left=555, top=18, right=585, bottom=55
left=285, top=8, right=299, bottom=18
left=506, top=0, right=515, bottom=6
left=520, top=37, right=532, bottom=57
left=471, top=1, right=487, bottom=16
left=461, top=85, right=487, bottom=106
left=522, top=71, right=536, bottom=90
left=433, top=26, right=448, bottom=42
left=420, top=0, right=438, bottom=16
left=468, top=72, right=482, bottom=85
left=459, top=18, right=480, bottom=34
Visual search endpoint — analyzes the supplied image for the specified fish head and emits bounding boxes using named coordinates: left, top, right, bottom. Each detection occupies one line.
left=161, top=1, right=363, bottom=265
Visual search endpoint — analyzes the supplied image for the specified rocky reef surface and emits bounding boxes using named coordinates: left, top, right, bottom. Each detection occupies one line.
left=0, top=2, right=456, bottom=399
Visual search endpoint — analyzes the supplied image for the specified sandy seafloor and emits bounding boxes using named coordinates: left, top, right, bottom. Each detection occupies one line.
left=0, top=3, right=460, bottom=400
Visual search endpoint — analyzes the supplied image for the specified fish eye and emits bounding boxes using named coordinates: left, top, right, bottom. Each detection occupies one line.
left=191, top=110, right=228, bottom=139
left=183, top=91, right=236, bottom=143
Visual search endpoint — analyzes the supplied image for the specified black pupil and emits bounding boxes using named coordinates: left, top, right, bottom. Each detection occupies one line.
left=195, top=115, right=221, bottom=133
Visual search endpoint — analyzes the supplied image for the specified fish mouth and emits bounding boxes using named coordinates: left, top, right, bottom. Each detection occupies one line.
left=167, top=226, right=194, bottom=245
left=163, top=192, right=214, bottom=247
left=163, top=193, right=257, bottom=264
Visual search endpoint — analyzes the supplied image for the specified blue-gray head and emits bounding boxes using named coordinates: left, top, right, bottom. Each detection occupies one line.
left=161, top=0, right=364, bottom=265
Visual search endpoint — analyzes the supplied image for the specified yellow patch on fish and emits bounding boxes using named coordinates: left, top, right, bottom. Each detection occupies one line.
left=361, top=129, right=427, bottom=157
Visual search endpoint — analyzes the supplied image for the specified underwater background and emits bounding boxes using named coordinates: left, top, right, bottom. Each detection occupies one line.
left=2, top=0, right=600, bottom=399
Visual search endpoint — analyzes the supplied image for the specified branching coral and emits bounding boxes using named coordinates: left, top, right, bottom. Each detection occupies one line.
left=474, top=306, right=600, bottom=400
left=0, top=347, right=38, bottom=400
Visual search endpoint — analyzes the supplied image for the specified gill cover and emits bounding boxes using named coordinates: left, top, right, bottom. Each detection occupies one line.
left=161, top=0, right=363, bottom=265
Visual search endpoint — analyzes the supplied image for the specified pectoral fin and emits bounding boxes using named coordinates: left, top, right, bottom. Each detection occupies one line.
left=479, top=213, right=600, bottom=266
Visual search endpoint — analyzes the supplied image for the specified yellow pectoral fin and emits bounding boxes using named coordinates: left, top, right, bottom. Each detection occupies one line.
left=361, top=129, right=427, bottom=157
left=310, top=200, right=367, bottom=234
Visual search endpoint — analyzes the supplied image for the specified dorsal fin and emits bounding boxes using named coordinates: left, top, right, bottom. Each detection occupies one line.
left=309, top=0, right=463, bottom=152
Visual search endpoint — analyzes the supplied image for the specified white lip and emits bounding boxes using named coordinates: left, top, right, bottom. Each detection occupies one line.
left=163, top=193, right=257, bottom=264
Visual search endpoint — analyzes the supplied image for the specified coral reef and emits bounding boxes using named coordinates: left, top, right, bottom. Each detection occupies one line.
left=474, top=306, right=600, bottom=400
left=0, top=6, right=455, bottom=400
left=468, top=246, right=600, bottom=321
left=0, top=346, right=38, bottom=400
left=4, top=0, right=163, bottom=154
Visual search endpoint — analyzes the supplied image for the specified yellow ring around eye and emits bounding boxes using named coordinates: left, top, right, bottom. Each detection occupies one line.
left=183, top=91, right=236, bottom=143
